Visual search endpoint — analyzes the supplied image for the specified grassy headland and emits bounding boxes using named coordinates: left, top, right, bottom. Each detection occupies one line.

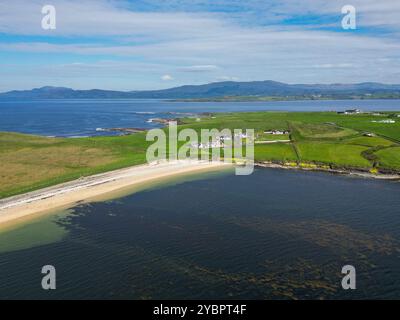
left=1, top=111, right=400, bottom=199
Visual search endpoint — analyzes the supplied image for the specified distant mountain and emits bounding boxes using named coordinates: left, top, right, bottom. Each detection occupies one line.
left=0, top=86, right=136, bottom=99
left=1, top=81, right=400, bottom=99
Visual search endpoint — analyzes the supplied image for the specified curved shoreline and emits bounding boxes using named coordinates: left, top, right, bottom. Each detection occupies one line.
left=1, top=159, right=399, bottom=229
left=0, top=160, right=231, bottom=228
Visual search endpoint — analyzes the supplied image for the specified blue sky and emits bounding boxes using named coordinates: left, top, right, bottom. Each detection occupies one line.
left=0, top=0, right=400, bottom=92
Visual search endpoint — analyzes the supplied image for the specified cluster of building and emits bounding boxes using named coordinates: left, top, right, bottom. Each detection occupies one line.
left=336, top=109, right=398, bottom=124
left=372, top=119, right=396, bottom=124
left=190, top=133, right=250, bottom=149
left=194, top=141, right=224, bottom=149
left=337, top=109, right=362, bottom=115
left=263, top=129, right=290, bottom=135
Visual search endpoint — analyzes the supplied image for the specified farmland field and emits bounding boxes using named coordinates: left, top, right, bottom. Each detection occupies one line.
left=0, top=132, right=149, bottom=198
left=375, top=147, right=400, bottom=169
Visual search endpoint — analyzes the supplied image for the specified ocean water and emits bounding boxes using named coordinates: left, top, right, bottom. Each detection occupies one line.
left=0, top=168, right=399, bottom=299
left=0, top=99, right=400, bottom=137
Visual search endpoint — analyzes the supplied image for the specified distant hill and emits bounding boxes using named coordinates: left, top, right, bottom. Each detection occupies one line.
left=1, top=81, right=400, bottom=99
left=0, top=86, right=136, bottom=99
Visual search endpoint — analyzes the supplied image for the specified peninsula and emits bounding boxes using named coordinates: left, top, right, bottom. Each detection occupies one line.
left=1, top=110, right=400, bottom=226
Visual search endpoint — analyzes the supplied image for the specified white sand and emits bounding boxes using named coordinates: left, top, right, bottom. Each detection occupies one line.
left=0, top=160, right=230, bottom=227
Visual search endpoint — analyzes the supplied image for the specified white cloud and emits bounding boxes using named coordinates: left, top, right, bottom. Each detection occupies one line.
left=1, top=0, right=400, bottom=90
left=0, top=0, right=228, bottom=38
left=161, top=74, right=173, bottom=81
left=178, top=65, right=219, bottom=72
left=216, top=76, right=239, bottom=81
left=312, top=63, right=356, bottom=69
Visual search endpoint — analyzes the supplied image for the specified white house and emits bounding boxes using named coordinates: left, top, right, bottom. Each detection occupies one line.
left=345, top=109, right=362, bottom=114
left=363, top=132, right=376, bottom=137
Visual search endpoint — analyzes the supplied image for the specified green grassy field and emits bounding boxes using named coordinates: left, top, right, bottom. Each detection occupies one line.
left=256, top=132, right=290, bottom=141
left=296, top=142, right=372, bottom=168
left=375, top=147, right=400, bottom=169
left=0, top=132, right=150, bottom=198
left=1, top=111, right=399, bottom=198
left=254, top=143, right=298, bottom=162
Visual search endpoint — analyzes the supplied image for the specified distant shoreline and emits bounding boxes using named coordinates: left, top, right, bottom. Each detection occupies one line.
left=2, top=97, right=400, bottom=102
left=173, top=96, right=400, bottom=103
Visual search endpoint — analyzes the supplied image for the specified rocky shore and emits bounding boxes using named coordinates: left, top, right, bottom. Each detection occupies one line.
left=256, top=161, right=400, bottom=180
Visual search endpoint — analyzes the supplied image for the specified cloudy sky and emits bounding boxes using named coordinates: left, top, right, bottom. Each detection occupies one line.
left=0, top=0, right=400, bottom=91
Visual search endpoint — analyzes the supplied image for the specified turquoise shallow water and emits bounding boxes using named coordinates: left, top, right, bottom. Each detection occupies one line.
left=0, top=167, right=399, bottom=299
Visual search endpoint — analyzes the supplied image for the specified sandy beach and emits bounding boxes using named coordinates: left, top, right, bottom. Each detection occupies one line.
left=0, top=160, right=230, bottom=228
